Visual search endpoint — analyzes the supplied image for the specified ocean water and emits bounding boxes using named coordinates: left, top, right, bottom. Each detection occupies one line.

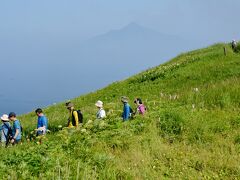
left=0, top=60, right=149, bottom=115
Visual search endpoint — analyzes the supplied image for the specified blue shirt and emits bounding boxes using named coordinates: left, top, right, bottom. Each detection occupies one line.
left=37, top=115, right=48, bottom=135
left=12, top=119, right=21, bottom=140
left=1, top=122, right=11, bottom=143
left=123, top=103, right=131, bottom=121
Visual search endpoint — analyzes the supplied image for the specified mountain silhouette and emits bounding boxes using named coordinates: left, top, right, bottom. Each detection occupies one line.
left=69, top=22, right=197, bottom=72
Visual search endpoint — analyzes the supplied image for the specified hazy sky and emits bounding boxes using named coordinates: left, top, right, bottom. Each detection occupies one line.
left=1, top=0, right=240, bottom=45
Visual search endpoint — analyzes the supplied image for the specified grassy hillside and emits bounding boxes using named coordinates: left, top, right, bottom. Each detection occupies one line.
left=0, top=43, right=240, bottom=179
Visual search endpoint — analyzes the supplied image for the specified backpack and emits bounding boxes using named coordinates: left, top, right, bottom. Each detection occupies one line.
left=129, top=106, right=135, bottom=118
left=2, top=123, right=12, bottom=145
left=130, top=107, right=134, bottom=114
left=72, top=110, right=83, bottom=126
left=17, top=120, right=23, bottom=133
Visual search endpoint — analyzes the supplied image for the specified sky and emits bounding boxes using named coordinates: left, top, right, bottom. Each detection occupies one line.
left=0, top=0, right=239, bottom=114
left=1, top=0, right=240, bottom=44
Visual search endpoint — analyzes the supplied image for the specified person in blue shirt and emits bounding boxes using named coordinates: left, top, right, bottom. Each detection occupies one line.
left=35, top=108, right=48, bottom=136
left=9, top=112, right=22, bottom=145
left=1, top=114, right=11, bottom=147
left=121, top=96, right=132, bottom=121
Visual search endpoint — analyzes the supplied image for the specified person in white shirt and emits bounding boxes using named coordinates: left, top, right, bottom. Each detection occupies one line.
left=95, top=100, right=106, bottom=119
left=232, top=40, right=237, bottom=52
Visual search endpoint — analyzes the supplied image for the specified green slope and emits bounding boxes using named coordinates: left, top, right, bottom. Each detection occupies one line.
left=0, top=43, right=240, bottom=179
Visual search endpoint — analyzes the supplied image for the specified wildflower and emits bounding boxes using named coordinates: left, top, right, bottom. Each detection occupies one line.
left=87, top=120, right=93, bottom=124
left=173, top=94, right=178, bottom=100
left=193, top=88, right=199, bottom=92
left=81, top=129, right=87, bottom=133
left=99, top=121, right=106, bottom=129
left=160, top=92, right=164, bottom=97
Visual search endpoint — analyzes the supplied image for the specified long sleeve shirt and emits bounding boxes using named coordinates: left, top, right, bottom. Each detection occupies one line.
left=1, top=122, right=11, bottom=143
left=97, top=108, right=106, bottom=119
left=137, top=104, right=146, bottom=115
left=123, top=103, right=131, bottom=121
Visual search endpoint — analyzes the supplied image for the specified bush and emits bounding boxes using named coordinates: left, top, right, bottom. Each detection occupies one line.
left=157, top=111, right=184, bottom=137
left=230, top=116, right=240, bottom=129
left=234, top=135, right=240, bottom=144
left=188, top=127, right=213, bottom=144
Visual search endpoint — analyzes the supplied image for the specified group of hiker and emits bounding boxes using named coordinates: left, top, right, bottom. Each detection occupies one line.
left=0, top=108, right=48, bottom=147
left=65, top=97, right=146, bottom=128
left=1, top=113, right=21, bottom=147
left=1, top=96, right=146, bottom=147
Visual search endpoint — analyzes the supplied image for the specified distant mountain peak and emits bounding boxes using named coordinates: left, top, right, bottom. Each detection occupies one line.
left=120, top=22, right=147, bottom=31
left=124, top=22, right=142, bottom=28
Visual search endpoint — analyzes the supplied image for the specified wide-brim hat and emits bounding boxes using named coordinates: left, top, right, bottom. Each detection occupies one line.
left=1, top=114, right=9, bottom=121
left=95, top=100, right=103, bottom=108
left=66, top=102, right=74, bottom=108
left=121, top=96, right=128, bottom=103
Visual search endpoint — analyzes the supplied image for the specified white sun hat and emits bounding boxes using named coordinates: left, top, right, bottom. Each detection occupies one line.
left=1, top=114, right=9, bottom=121
left=95, top=100, right=104, bottom=108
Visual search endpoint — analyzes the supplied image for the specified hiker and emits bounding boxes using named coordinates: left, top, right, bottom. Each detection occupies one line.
left=232, top=40, right=237, bottom=52
left=95, top=100, right=106, bottom=119
left=121, top=96, right=132, bottom=121
left=35, top=108, right=48, bottom=136
left=8, top=112, right=22, bottom=145
left=1, top=114, right=11, bottom=147
left=66, top=102, right=83, bottom=128
left=134, top=98, right=146, bottom=115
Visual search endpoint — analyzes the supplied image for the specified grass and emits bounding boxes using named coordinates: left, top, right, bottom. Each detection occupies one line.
left=0, top=43, right=240, bottom=179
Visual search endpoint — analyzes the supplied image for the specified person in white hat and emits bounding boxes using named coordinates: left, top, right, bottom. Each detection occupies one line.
left=95, top=100, right=106, bottom=119
left=1, top=114, right=12, bottom=146
left=232, top=39, right=237, bottom=52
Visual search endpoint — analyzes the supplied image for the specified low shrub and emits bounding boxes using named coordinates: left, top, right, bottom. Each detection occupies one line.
left=157, top=111, right=184, bottom=137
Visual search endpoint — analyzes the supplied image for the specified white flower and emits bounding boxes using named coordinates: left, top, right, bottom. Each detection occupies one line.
left=81, top=129, right=87, bottom=133
left=192, top=104, right=195, bottom=109
left=87, top=120, right=93, bottom=124
left=193, top=88, right=199, bottom=92
left=173, top=94, right=178, bottom=100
